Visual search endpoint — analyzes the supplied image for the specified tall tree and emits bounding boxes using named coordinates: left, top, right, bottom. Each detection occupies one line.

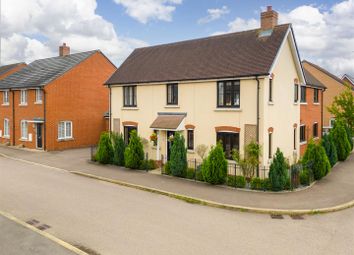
left=170, top=132, right=188, bottom=177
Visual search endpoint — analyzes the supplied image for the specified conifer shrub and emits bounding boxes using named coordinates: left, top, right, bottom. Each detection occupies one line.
left=227, top=175, right=246, bottom=188
left=269, top=148, right=289, bottom=191
left=344, top=124, right=354, bottom=151
left=202, top=142, right=228, bottom=184
left=95, top=132, right=114, bottom=164
left=169, top=132, right=188, bottom=177
left=300, top=169, right=311, bottom=186
left=124, top=130, right=144, bottom=169
left=321, top=133, right=338, bottom=167
left=332, top=120, right=351, bottom=161
left=111, top=132, right=125, bottom=166
left=163, top=161, right=171, bottom=175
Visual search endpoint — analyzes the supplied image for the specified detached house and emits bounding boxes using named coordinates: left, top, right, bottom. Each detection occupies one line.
left=106, top=6, right=306, bottom=168
left=0, top=44, right=116, bottom=150
left=0, top=63, right=27, bottom=80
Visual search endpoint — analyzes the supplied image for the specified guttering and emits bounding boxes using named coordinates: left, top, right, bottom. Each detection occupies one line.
left=255, top=75, right=260, bottom=177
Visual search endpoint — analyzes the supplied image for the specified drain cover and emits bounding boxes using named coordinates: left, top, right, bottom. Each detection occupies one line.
left=270, top=214, right=284, bottom=219
left=290, top=215, right=304, bottom=220
left=37, top=224, right=51, bottom=231
left=26, top=219, right=40, bottom=226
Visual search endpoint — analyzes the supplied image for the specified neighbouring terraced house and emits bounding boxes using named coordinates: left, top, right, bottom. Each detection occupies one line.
left=0, top=44, right=116, bottom=151
left=0, top=63, right=27, bottom=80
left=106, top=6, right=311, bottom=170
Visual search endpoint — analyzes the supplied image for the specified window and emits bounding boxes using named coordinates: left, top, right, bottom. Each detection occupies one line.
left=268, top=132, right=273, bottom=158
left=123, top=86, right=137, bottom=107
left=4, top=119, right=9, bottom=137
left=294, top=84, right=299, bottom=103
left=269, top=78, right=273, bottom=102
left=20, top=90, right=27, bottom=105
left=300, top=86, right=306, bottom=103
left=58, top=121, right=73, bottom=139
left=217, top=80, right=240, bottom=108
left=124, top=126, right=137, bottom=144
left=21, top=120, right=28, bottom=140
left=35, top=88, right=43, bottom=103
left=293, top=127, right=297, bottom=150
left=330, top=118, right=336, bottom=128
left=313, top=89, right=319, bottom=103
left=216, top=132, right=239, bottom=159
left=187, top=130, right=194, bottom=150
left=313, top=123, right=318, bottom=137
left=167, top=83, right=178, bottom=105
left=300, top=125, right=306, bottom=143
left=3, top=91, right=9, bottom=105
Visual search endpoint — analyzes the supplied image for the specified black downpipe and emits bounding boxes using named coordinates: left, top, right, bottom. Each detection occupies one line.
left=43, top=88, right=47, bottom=150
left=11, top=90, right=15, bottom=146
left=256, top=76, right=260, bottom=177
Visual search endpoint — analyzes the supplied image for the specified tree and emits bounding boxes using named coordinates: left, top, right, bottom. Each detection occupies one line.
left=169, top=132, right=188, bottom=177
left=202, top=142, right=228, bottom=184
left=321, top=133, right=338, bottom=167
left=344, top=124, right=353, bottom=150
left=302, top=140, right=331, bottom=180
left=95, top=132, right=113, bottom=164
left=124, top=130, right=144, bottom=169
left=232, top=141, right=261, bottom=180
left=196, top=144, right=208, bottom=160
left=112, top=132, right=125, bottom=166
left=268, top=148, right=288, bottom=191
left=331, top=120, right=351, bottom=161
left=328, top=84, right=354, bottom=132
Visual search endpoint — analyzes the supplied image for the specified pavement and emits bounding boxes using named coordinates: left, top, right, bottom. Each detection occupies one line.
left=0, top=146, right=354, bottom=212
left=0, top=154, right=353, bottom=255
left=0, top=214, right=83, bottom=255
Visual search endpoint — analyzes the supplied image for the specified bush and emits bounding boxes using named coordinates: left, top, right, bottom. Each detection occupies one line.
left=170, top=132, right=188, bottom=177
left=163, top=161, right=171, bottom=175
left=95, top=132, right=113, bottom=164
left=250, top=178, right=262, bottom=190
left=321, top=133, right=338, bottom=167
left=302, top=140, right=331, bottom=180
left=186, top=168, right=195, bottom=179
left=300, top=169, right=311, bottom=186
left=344, top=124, right=354, bottom=150
left=202, top=143, right=228, bottom=184
left=139, top=159, right=157, bottom=170
left=269, top=148, right=289, bottom=191
left=262, top=178, right=272, bottom=190
left=111, top=132, right=125, bottom=166
left=124, top=130, right=144, bottom=169
left=227, top=175, right=246, bottom=188
left=332, top=120, right=351, bottom=161
left=195, top=165, right=204, bottom=181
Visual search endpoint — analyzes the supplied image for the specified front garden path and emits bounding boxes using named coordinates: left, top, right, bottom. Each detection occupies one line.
left=0, top=146, right=353, bottom=211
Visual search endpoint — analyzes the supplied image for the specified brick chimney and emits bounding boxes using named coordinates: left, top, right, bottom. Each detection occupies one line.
left=261, top=6, right=278, bottom=30
left=59, top=43, right=70, bottom=57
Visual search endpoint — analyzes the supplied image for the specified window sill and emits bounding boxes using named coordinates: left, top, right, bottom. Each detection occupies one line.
left=187, top=150, right=195, bottom=154
left=300, top=102, right=307, bottom=105
left=300, top=141, right=307, bottom=145
left=164, top=105, right=180, bottom=109
left=293, top=102, right=299, bottom=105
left=313, top=102, right=320, bottom=105
left=2, top=136, right=10, bottom=139
left=121, top=107, right=139, bottom=110
left=268, top=101, right=274, bottom=105
left=34, top=101, right=43, bottom=105
left=214, top=108, right=242, bottom=112
left=57, top=138, right=74, bottom=142
left=19, top=138, right=29, bottom=142
left=313, top=137, right=320, bottom=140
left=1, top=103, right=9, bottom=106
left=19, top=104, right=28, bottom=107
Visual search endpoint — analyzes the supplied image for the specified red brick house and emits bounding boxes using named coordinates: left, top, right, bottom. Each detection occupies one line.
left=0, top=63, right=27, bottom=80
left=0, top=44, right=116, bottom=151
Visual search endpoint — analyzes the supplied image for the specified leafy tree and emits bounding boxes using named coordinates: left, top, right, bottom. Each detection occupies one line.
left=328, top=84, right=354, bottom=132
left=111, top=132, right=125, bottom=166
left=268, top=148, right=288, bottom=191
left=344, top=124, right=353, bottom=150
left=95, top=132, right=113, bottom=164
left=232, top=141, right=261, bottom=180
left=202, top=142, right=228, bottom=184
left=170, top=132, right=187, bottom=177
left=321, top=133, right=338, bottom=167
left=124, top=130, right=144, bottom=169
left=331, top=120, right=351, bottom=161
left=302, top=140, right=331, bottom=180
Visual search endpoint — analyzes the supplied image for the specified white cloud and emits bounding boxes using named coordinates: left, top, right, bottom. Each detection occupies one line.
left=0, top=0, right=147, bottom=66
left=113, top=0, right=182, bottom=24
left=198, top=6, right=230, bottom=24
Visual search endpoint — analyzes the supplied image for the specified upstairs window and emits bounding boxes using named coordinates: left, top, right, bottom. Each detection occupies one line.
left=313, top=123, right=319, bottom=138
left=35, top=88, right=43, bottom=103
left=217, top=80, right=240, bottom=108
left=294, top=84, right=299, bottom=103
left=123, top=86, right=137, bottom=107
left=167, top=83, right=178, bottom=105
left=300, top=125, right=306, bottom=143
left=3, top=91, right=9, bottom=105
left=20, top=90, right=27, bottom=105
left=313, top=89, right=319, bottom=103
left=300, top=86, right=306, bottom=103
left=58, top=121, right=73, bottom=140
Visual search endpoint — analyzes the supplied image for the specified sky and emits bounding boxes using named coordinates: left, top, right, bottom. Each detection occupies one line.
left=0, top=0, right=353, bottom=77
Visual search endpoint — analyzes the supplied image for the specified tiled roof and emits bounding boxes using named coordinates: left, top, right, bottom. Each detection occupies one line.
left=343, top=74, right=354, bottom=85
left=106, top=24, right=291, bottom=85
left=303, top=68, right=326, bottom=89
left=302, top=60, right=344, bottom=85
left=150, top=113, right=186, bottom=130
left=0, top=51, right=98, bottom=89
left=0, top=63, right=26, bottom=77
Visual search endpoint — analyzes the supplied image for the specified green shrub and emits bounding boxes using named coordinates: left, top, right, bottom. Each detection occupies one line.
left=111, top=132, right=125, bottom=166
left=124, top=130, right=144, bottom=169
left=332, top=120, right=351, bottom=161
left=344, top=124, right=354, bottom=150
left=300, top=169, right=310, bottom=186
left=170, top=132, right=187, bottom=177
left=202, top=143, right=228, bottom=184
left=284, top=178, right=291, bottom=190
left=227, top=175, right=246, bottom=188
left=139, top=159, right=157, bottom=170
left=163, top=161, right=171, bottom=175
left=95, top=132, right=113, bottom=164
left=186, top=168, right=195, bottom=179
left=262, top=178, right=272, bottom=190
left=269, top=148, right=289, bottom=191
left=250, top=177, right=263, bottom=190
left=195, top=165, right=204, bottom=181
left=321, top=133, right=338, bottom=167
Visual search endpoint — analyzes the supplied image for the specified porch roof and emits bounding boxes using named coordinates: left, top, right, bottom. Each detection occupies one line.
left=150, top=113, right=186, bottom=130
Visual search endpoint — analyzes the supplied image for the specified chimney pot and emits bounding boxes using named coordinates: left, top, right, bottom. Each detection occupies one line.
left=59, top=43, right=70, bottom=57
left=267, top=6, right=272, bottom=11
left=261, top=6, right=278, bottom=31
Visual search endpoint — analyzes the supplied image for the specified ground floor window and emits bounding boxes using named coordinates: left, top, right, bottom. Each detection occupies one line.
left=4, top=119, right=9, bottom=137
left=293, top=127, right=297, bottom=150
left=300, top=125, right=306, bottom=143
left=58, top=121, right=73, bottom=140
left=268, top=132, right=273, bottom=159
left=21, top=120, right=28, bottom=140
left=124, top=126, right=137, bottom=144
left=313, top=122, right=319, bottom=138
left=330, top=118, right=335, bottom=128
left=216, top=132, right=239, bottom=159
left=187, top=130, right=194, bottom=150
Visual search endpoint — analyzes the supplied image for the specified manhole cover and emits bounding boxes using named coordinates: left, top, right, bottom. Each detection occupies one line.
left=37, top=224, right=51, bottom=231
left=26, top=219, right=40, bottom=226
left=270, top=214, right=284, bottom=219
left=290, top=215, right=304, bottom=220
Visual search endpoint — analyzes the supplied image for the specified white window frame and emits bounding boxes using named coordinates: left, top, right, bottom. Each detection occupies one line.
left=20, top=120, right=28, bottom=140
left=58, top=121, right=73, bottom=140
left=3, top=90, right=9, bottom=105
left=330, top=118, right=336, bottom=128
left=20, top=89, right=27, bottom=105
left=35, top=88, right=43, bottom=104
left=3, top=119, right=10, bottom=138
